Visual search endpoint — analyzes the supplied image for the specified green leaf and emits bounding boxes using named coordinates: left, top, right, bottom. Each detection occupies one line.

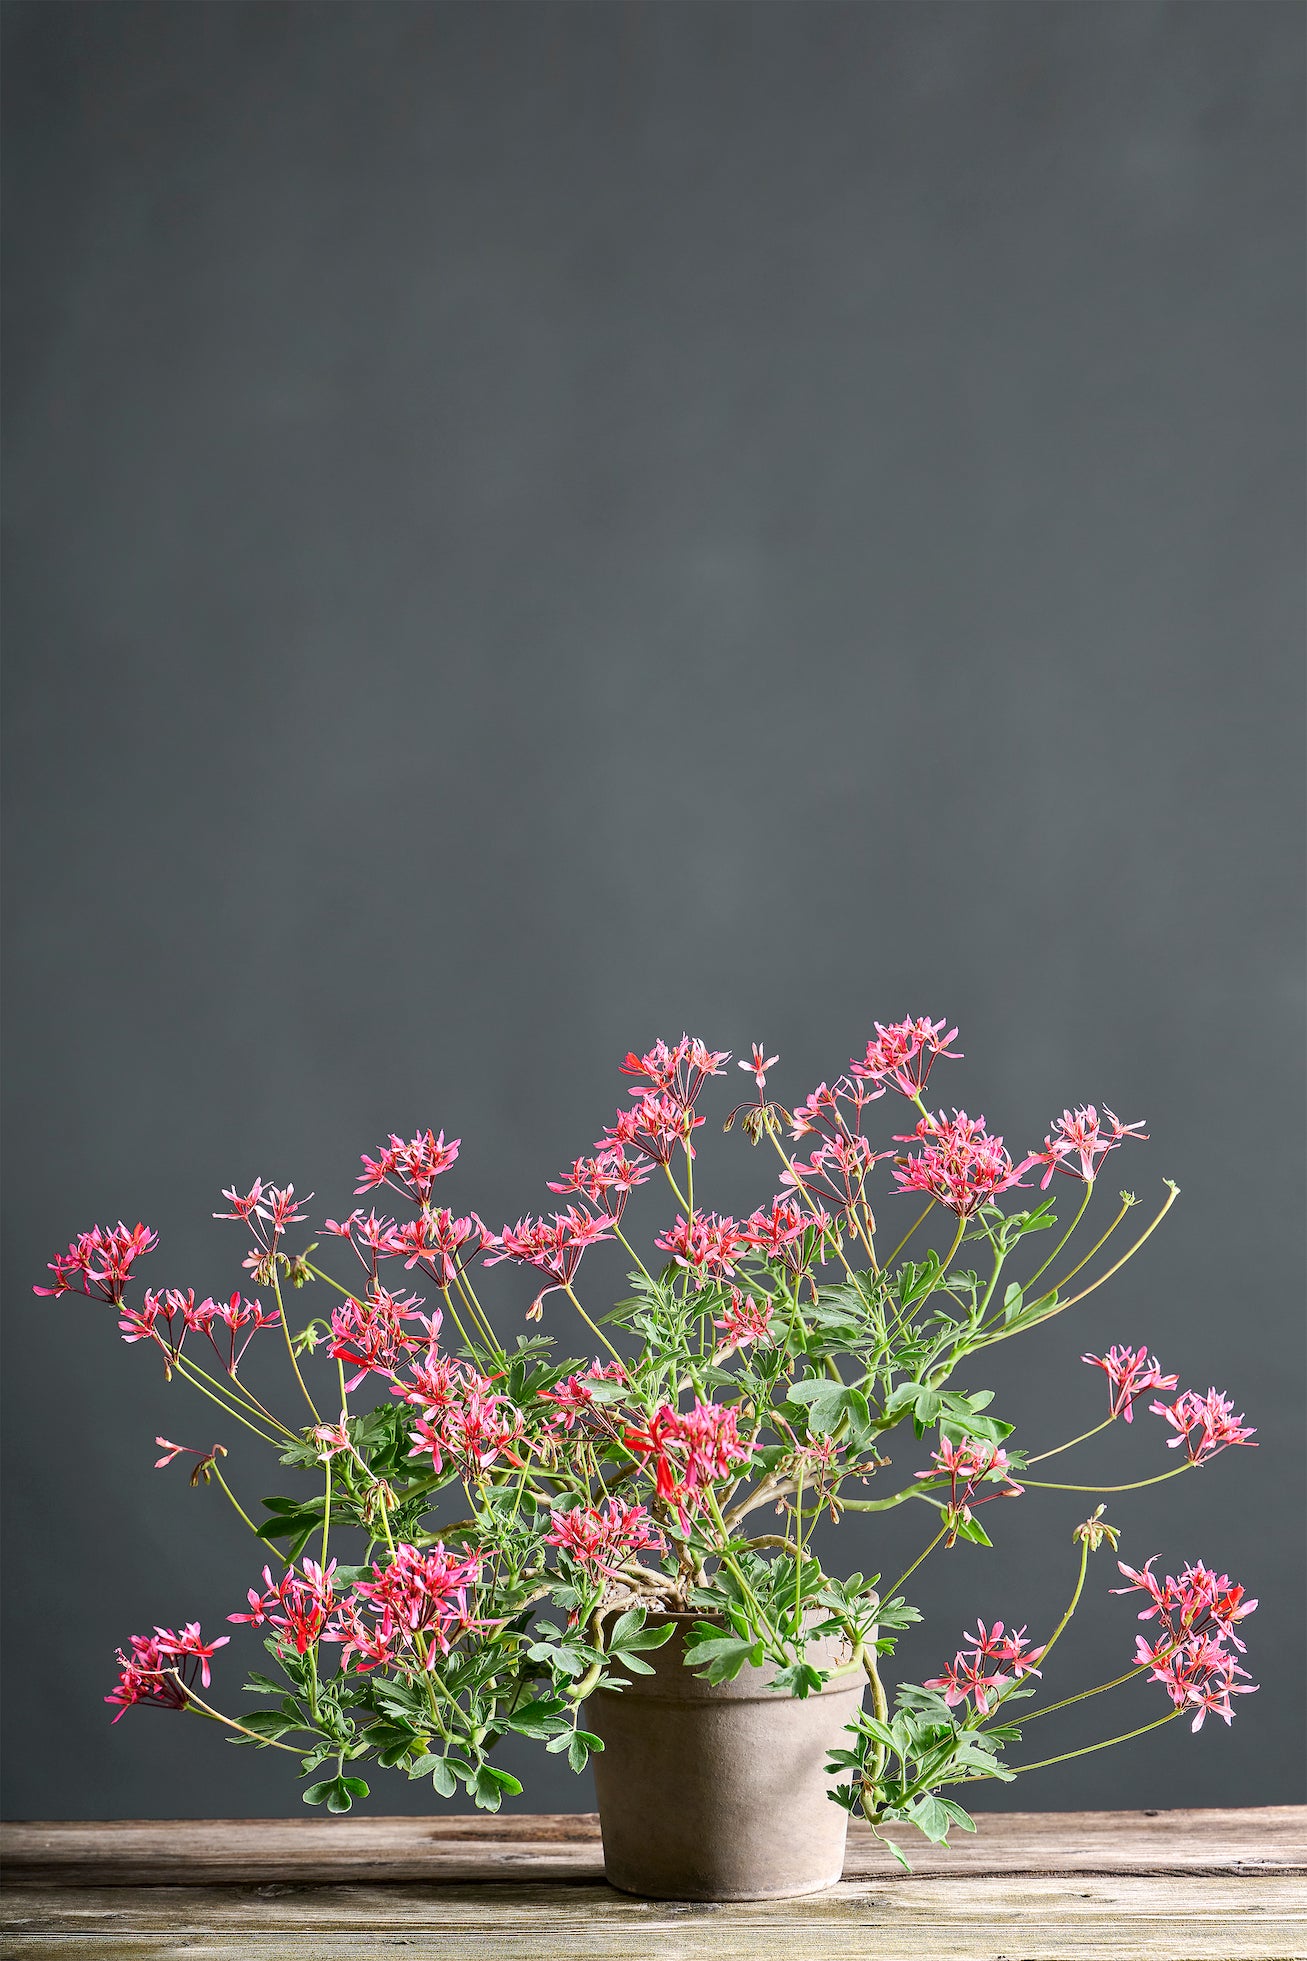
left=950, top=1513, right=994, bottom=1547
left=505, top=1697, right=571, bottom=1740
left=472, top=1765, right=523, bottom=1812
left=301, top=1781, right=335, bottom=1807
left=908, top=1794, right=954, bottom=1844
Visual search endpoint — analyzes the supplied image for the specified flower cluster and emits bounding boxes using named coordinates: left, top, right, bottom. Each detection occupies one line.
left=1149, top=1389, right=1257, bottom=1465
left=849, top=1016, right=961, bottom=1098
left=229, top=1560, right=340, bottom=1654
left=35, top=1221, right=158, bottom=1304
left=925, top=1618, right=1045, bottom=1716
left=355, top=1130, right=461, bottom=1202
left=1113, top=1558, right=1258, bottom=1730
left=1029, top=1106, right=1148, bottom=1189
left=918, top=1437, right=1025, bottom=1542
left=622, top=1400, right=753, bottom=1523
left=536, top=1360, right=627, bottom=1431
left=713, top=1288, right=774, bottom=1348
left=402, top=1357, right=523, bottom=1476
left=654, top=1211, right=746, bottom=1285
left=892, top=1111, right=1030, bottom=1218
left=328, top=1283, right=431, bottom=1389
left=340, top=1541, right=484, bottom=1667
left=545, top=1498, right=664, bottom=1578
left=1082, top=1346, right=1179, bottom=1423
left=105, top=1624, right=229, bottom=1720
left=117, top=1287, right=281, bottom=1376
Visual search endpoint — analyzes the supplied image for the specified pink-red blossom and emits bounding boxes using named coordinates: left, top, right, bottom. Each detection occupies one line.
left=228, top=1560, right=340, bottom=1654
left=1082, top=1346, right=1179, bottom=1423
left=1028, top=1106, right=1148, bottom=1188
left=105, top=1625, right=228, bottom=1719
left=35, top=1222, right=158, bottom=1305
left=545, top=1498, right=663, bottom=1577
left=1113, top=1557, right=1258, bottom=1731
left=892, top=1111, right=1031, bottom=1218
left=849, top=1017, right=961, bottom=1098
left=1148, top=1389, right=1257, bottom=1465
left=925, top=1618, right=1044, bottom=1716
left=356, top=1130, right=461, bottom=1201
left=713, top=1288, right=775, bottom=1348
left=654, top=1212, right=747, bottom=1285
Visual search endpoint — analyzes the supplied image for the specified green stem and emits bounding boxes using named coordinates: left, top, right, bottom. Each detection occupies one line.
left=1021, top=1183, right=1093, bottom=1293
left=272, top=1266, right=321, bottom=1422
left=171, top=1357, right=284, bottom=1446
left=1020, top=1463, right=1191, bottom=1494
left=562, top=1282, right=628, bottom=1372
left=211, top=1464, right=284, bottom=1559
left=176, top=1679, right=306, bottom=1752
left=321, top=1458, right=332, bottom=1567
left=1025, top=1416, right=1116, bottom=1466
left=883, top=1199, right=936, bottom=1269
left=1007, top=1709, right=1182, bottom=1776
left=885, top=1523, right=949, bottom=1598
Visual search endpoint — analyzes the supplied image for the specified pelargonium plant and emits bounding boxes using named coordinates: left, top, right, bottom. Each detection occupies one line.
left=40, top=1021, right=1257, bottom=1865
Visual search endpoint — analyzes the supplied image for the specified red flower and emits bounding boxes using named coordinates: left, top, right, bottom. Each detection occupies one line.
left=713, top=1288, right=775, bottom=1349
left=537, top=1360, right=627, bottom=1431
left=622, top=1400, right=753, bottom=1523
left=341, top=1541, right=484, bottom=1664
left=228, top=1560, right=340, bottom=1654
left=1114, top=1556, right=1258, bottom=1732
left=329, top=1284, right=429, bottom=1390
left=916, top=1436, right=1024, bottom=1542
left=482, top=1208, right=613, bottom=1288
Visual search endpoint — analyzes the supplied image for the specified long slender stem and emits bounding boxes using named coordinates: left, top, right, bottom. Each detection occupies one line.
left=884, top=1523, right=949, bottom=1599
left=1021, top=1463, right=1191, bottom=1494
left=561, top=1282, right=628, bottom=1371
left=175, top=1680, right=306, bottom=1753
left=1006, top=1709, right=1181, bottom=1775
left=883, top=1200, right=936, bottom=1269
left=171, top=1357, right=284, bottom=1446
left=1024, top=1416, right=1116, bottom=1466
left=1021, top=1182, right=1093, bottom=1292
left=272, top=1267, right=321, bottom=1422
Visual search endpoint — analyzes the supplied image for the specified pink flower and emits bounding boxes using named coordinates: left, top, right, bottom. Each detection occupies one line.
left=916, top=1436, right=1024, bottom=1542
left=739, top=1196, right=827, bottom=1274
left=739, top=1043, right=779, bottom=1090
left=713, top=1288, right=775, bottom=1348
left=622, top=1400, right=753, bottom=1524
left=537, top=1360, right=628, bottom=1431
left=403, top=1362, right=523, bottom=1477
left=340, top=1541, right=484, bottom=1665
left=1082, top=1346, right=1179, bottom=1423
left=1148, top=1389, right=1257, bottom=1465
left=619, top=1037, right=731, bottom=1113
left=1112, top=1556, right=1258, bottom=1731
left=849, top=1017, right=961, bottom=1098
left=601, top=1092, right=703, bottom=1167
left=35, top=1221, right=158, bottom=1304
left=1028, top=1106, right=1148, bottom=1189
left=545, top=1498, right=664, bottom=1577
left=925, top=1617, right=1041, bottom=1717
left=328, top=1284, right=429, bottom=1390
left=892, top=1110, right=1031, bottom=1218
left=654, top=1212, right=747, bottom=1285
left=547, top=1151, right=651, bottom=1225
left=214, top=1180, right=267, bottom=1224
left=151, top=1621, right=230, bottom=1689
left=355, top=1130, right=461, bottom=1201
left=482, top=1208, right=613, bottom=1290
left=391, top=1210, right=489, bottom=1286
left=105, top=1626, right=226, bottom=1720
left=229, top=1560, right=340, bottom=1654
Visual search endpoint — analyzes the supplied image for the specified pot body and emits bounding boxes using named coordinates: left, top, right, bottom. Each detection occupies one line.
left=587, top=1616, right=865, bottom=1900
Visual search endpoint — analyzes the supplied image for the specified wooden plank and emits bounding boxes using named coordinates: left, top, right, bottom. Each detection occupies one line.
left=2, top=1877, right=1305, bottom=1960
left=3, top=1807, right=1303, bottom=1886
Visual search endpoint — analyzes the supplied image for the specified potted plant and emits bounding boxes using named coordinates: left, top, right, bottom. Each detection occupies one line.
left=38, top=1020, right=1257, bottom=1898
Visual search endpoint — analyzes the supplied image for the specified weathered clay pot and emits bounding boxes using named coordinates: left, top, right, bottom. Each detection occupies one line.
left=587, top=1614, right=866, bottom=1900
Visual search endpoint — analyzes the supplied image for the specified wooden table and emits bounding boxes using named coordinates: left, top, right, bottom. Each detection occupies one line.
left=3, top=1807, right=1304, bottom=1959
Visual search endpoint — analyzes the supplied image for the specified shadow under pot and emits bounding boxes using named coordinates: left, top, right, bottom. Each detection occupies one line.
left=586, top=1613, right=867, bottom=1901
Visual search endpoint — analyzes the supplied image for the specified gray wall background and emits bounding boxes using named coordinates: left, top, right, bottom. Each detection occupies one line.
left=3, top=0, right=1303, bottom=1821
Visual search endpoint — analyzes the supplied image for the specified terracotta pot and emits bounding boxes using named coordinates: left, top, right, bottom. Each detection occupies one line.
left=587, top=1613, right=866, bottom=1900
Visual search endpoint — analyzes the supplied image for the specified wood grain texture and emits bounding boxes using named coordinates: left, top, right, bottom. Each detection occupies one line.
left=4, top=1807, right=1303, bottom=1884
left=3, top=1811, right=1304, bottom=1961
